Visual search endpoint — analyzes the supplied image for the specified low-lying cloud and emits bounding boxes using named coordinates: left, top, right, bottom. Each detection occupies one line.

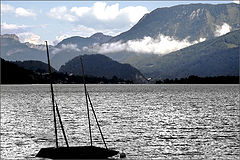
left=85, top=34, right=206, bottom=55
left=214, top=23, right=231, bottom=37
left=17, top=32, right=43, bottom=45
left=52, top=44, right=81, bottom=54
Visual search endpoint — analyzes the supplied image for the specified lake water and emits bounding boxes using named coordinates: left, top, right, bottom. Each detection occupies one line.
left=1, top=84, right=239, bottom=159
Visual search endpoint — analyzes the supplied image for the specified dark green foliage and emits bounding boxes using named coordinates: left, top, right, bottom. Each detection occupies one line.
left=1, top=58, right=39, bottom=84
left=13, top=60, right=57, bottom=73
left=156, top=75, right=239, bottom=84
left=59, top=54, right=146, bottom=83
left=0, top=58, right=133, bottom=84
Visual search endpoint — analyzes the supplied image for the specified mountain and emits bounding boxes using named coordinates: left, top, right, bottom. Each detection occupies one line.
left=1, top=3, right=239, bottom=80
left=124, top=29, right=240, bottom=79
left=1, top=58, right=132, bottom=84
left=0, top=33, right=113, bottom=70
left=51, top=33, right=112, bottom=69
left=1, top=34, right=47, bottom=62
left=25, top=42, right=54, bottom=51
left=1, top=58, right=43, bottom=84
left=52, top=3, right=239, bottom=70
left=55, top=32, right=112, bottom=48
left=13, top=60, right=57, bottom=73
left=110, top=3, right=240, bottom=42
left=59, top=54, right=147, bottom=83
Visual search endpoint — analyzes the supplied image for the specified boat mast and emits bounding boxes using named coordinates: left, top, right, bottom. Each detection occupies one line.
left=55, top=102, right=69, bottom=147
left=80, top=57, right=93, bottom=146
left=86, top=92, right=108, bottom=149
left=45, top=41, right=58, bottom=148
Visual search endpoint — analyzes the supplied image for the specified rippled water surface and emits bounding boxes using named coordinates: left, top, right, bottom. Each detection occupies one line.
left=1, top=84, right=239, bottom=159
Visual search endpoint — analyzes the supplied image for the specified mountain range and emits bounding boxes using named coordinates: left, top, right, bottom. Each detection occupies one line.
left=110, top=3, right=239, bottom=42
left=1, top=3, right=239, bottom=81
left=13, top=60, right=57, bottom=73
left=124, top=29, right=239, bottom=79
left=1, top=58, right=135, bottom=84
left=59, top=54, right=146, bottom=83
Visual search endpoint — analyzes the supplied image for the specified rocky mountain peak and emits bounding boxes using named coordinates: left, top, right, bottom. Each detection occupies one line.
left=90, top=32, right=112, bottom=43
left=1, top=34, right=19, bottom=41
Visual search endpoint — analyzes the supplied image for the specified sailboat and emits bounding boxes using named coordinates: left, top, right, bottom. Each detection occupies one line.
left=36, top=41, right=119, bottom=159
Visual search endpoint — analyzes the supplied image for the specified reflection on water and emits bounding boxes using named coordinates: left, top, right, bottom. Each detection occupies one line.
left=1, top=84, right=239, bottom=159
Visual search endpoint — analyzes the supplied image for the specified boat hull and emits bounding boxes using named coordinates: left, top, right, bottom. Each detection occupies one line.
left=36, top=146, right=119, bottom=159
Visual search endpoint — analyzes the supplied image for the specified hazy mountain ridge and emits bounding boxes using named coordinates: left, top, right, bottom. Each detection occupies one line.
left=56, top=32, right=112, bottom=48
left=1, top=35, right=47, bottom=62
left=59, top=54, right=147, bottom=83
left=50, top=33, right=113, bottom=69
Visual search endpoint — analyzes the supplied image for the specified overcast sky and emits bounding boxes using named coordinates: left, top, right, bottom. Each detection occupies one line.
left=1, top=1, right=236, bottom=45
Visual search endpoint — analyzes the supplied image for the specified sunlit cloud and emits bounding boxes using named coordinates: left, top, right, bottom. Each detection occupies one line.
left=70, top=2, right=149, bottom=24
left=85, top=34, right=206, bottom=55
left=92, top=2, right=120, bottom=21
left=71, top=24, right=123, bottom=38
left=15, top=7, right=36, bottom=17
left=52, top=44, right=80, bottom=54
left=233, top=0, right=240, bottom=4
left=17, top=32, right=44, bottom=44
left=47, top=6, right=77, bottom=22
left=1, top=22, right=32, bottom=35
left=1, top=4, right=15, bottom=13
left=119, top=5, right=149, bottom=23
left=214, top=23, right=232, bottom=37
left=72, top=25, right=97, bottom=37
left=47, top=2, right=148, bottom=34
left=1, top=4, right=36, bottom=17
left=53, top=34, right=72, bottom=45
left=70, top=7, right=91, bottom=17
left=1, top=22, right=28, bottom=30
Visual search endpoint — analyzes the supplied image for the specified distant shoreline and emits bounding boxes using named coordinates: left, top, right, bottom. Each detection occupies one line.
left=1, top=82, right=239, bottom=85
left=155, top=75, right=239, bottom=84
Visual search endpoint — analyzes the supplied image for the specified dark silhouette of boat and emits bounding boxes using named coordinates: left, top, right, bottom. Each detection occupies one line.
left=36, top=41, right=119, bottom=159
left=36, top=146, right=118, bottom=159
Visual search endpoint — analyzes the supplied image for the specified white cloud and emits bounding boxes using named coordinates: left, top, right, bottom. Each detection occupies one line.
left=70, top=7, right=91, bottom=17
left=52, top=44, right=80, bottom=54
left=48, top=6, right=77, bottom=22
left=1, top=4, right=36, bottom=17
left=17, top=32, right=44, bottom=44
left=233, top=0, right=240, bottom=4
left=48, top=2, right=148, bottom=34
left=54, top=34, right=71, bottom=44
left=92, top=2, right=120, bottom=21
left=15, top=7, right=36, bottom=17
left=214, top=23, right=232, bottom=37
left=86, top=34, right=206, bottom=55
left=1, top=22, right=32, bottom=35
left=71, top=25, right=123, bottom=37
left=1, top=4, right=15, bottom=13
left=119, top=6, right=149, bottom=23
left=1, top=22, right=28, bottom=30
left=90, top=2, right=148, bottom=23
left=72, top=25, right=98, bottom=37
left=82, top=2, right=148, bottom=24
